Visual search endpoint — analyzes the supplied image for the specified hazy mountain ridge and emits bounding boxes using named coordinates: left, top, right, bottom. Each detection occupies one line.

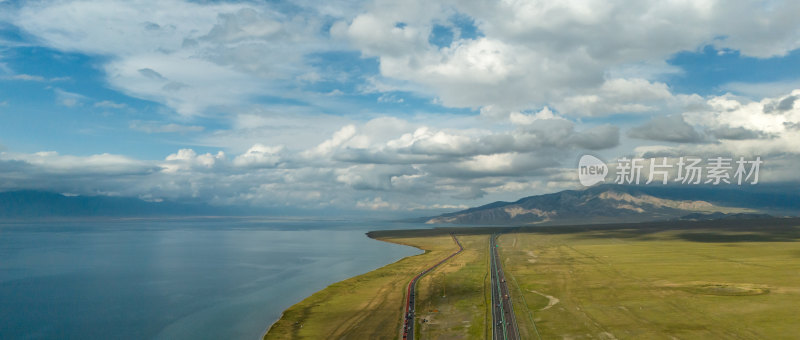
left=0, top=190, right=226, bottom=218
left=425, top=184, right=795, bottom=225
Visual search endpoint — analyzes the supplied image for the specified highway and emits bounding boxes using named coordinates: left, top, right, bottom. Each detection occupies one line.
left=490, top=234, right=520, bottom=340
left=402, top=233, right=463, bottom=340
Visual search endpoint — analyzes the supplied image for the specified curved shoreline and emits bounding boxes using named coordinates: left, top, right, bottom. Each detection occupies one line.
left=259, top=234, right=424, bottom=339
left=262, top=233, right=460, bottom=339
left=260, top=239, right=423, bottom=339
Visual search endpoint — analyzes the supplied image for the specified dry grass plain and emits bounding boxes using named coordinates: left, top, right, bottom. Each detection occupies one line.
left=264, top=232, right=486, bottom=339
left=414, top=234, right=491, bottom=339
left=265, top=219, right=800, bottom=339
left=498, top=220, right=800, bottom=339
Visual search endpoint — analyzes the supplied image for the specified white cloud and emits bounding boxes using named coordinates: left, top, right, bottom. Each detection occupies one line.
left=233, top=144, right=284, bottom=168
left=554, top=78, right=681, bottom=116
left=724, top=80, right=800, bottom=99
left=104, top=52, right=266, bottom=116
left=626, top=90, right=800, bottom=173
left=0, top=150, right=154, bottom=175
left=5, top=0, right=800, bottom=213
left=16, top=0, right=241, bottom=56
left=508, top=107, right=559, bottom=125
left=332, top=0, right=800, bottom=116
left=129, top=120, right=204, bottom=133
left=0, top=74, right=69, bottom=82
left=0, top=110, right=622, bottom=210
left=54, top=88, right=86, bottom=107
left=95, top=100, right=128, bottom=109
left=336, top=115, right=618, bottom=164
left=13, top=0, right=800, bottom=122
left=686, top=91, right=800, bottom=137
left=628, top=115, right=706, bottom=143
left=203, top=111, right=353, bottom=154
left=1, top=89, right=797, bottom=212
left=302, top=124, right=357, bottom=158
left=162, top=148, right=225, bottom=173
left=5, top=74, right=45, bottom=81
left=15, top=0, right=329, bottom=116
left=11, top=0, right=800, bottom=121
left=356, top=197, right=398, bottom=210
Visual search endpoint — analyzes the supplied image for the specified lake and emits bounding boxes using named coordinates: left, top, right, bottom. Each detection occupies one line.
left=0, top=218, right=422, bottom=339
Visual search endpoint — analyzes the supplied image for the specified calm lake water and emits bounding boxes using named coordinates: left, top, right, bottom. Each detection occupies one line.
left=0, top=218, right=422, bottom=339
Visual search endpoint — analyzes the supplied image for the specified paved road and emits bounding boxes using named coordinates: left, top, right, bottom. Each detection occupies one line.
left=402, top=234, right=463, bottom=340
left=490, top=234, right=520, bottom=340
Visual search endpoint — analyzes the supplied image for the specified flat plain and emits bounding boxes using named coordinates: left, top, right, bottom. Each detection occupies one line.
left=266, top=219, right=800, bottom=339
left=499, top=219, right=800, bottom=339
left=413, top=234, right=491, bottom=339
left=263, top=231, right=482, bottom=339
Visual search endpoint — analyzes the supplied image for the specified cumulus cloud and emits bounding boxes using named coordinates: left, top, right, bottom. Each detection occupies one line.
left=423, top=152, right=557, bottom=180
left=14, top=0, right=329, bottom=116
left=4, top=0, right=800, bottom=212
left=0, top=151, right=161, bottom=198
left=686, top=91, right=800, bottom=138
left=508, top=107, right=557, bottom=125
left=303, top=124, right=357, bottom=158
left=570, top=124, right=620, bottom=150
left=553, top=78, right=705, bottom=117
left=764, top=95, right=798, bottom=114
left=623, top=90, right=800, bottom=186
left=332, top=0, right=800, bottom=115
left=0, top=110, right=624, bottom=211
left=329, top=111, right=620, bottom=171
left=233, top=144, right=284, bottom=168
left=724, top=80, right=800, bottom=99
left=1, top=151, right=154, bottom=175
left=1, top=89, right=797, bottom=211
left=628, top=115, right=705, bottom=143
left=708, top=126, right=771, bottom=140
left=162, top=149, right=226, bottom=173
left=104, top=52, right=267, bottom=116
left=356, top=197, right=398, bottom=210
left=11, top=0, right=800, bottom=121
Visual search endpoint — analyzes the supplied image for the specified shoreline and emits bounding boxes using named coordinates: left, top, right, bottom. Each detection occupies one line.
left=261, top=233, right=427, bottom=339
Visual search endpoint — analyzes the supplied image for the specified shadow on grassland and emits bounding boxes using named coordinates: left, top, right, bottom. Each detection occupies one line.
left=368, top=218, right=800, bottom=243
left=674, top=231, right=800, bottom=243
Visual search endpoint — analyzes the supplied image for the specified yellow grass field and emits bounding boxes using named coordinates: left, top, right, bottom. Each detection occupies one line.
left=264, top=232, right=487, bottom=339
left=265, top=219, right=800, bottom=339
left=499, top=221, right=800, bottom=339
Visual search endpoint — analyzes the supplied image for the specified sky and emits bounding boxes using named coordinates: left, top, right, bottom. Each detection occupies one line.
left=0, top=0, right=799, bottom=215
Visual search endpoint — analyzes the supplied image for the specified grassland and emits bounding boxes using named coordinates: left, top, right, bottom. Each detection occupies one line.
left=265, top=218, right=800, bottom=339
left=498, top=219, right=800, bottom=339
left=264, top=231, right=489, bottom=339
left=414, top=234, right=491, bottom=339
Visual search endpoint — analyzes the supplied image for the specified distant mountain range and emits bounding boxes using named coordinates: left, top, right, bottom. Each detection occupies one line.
left=424, top=184, right=800, bottom=225
left=2, top=184, right=799, bottom=222
left=0, top=190, right=236, bottom=218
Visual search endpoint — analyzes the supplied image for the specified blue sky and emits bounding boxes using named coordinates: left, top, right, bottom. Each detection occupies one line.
left=0, top=0, right=799, bottom=214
